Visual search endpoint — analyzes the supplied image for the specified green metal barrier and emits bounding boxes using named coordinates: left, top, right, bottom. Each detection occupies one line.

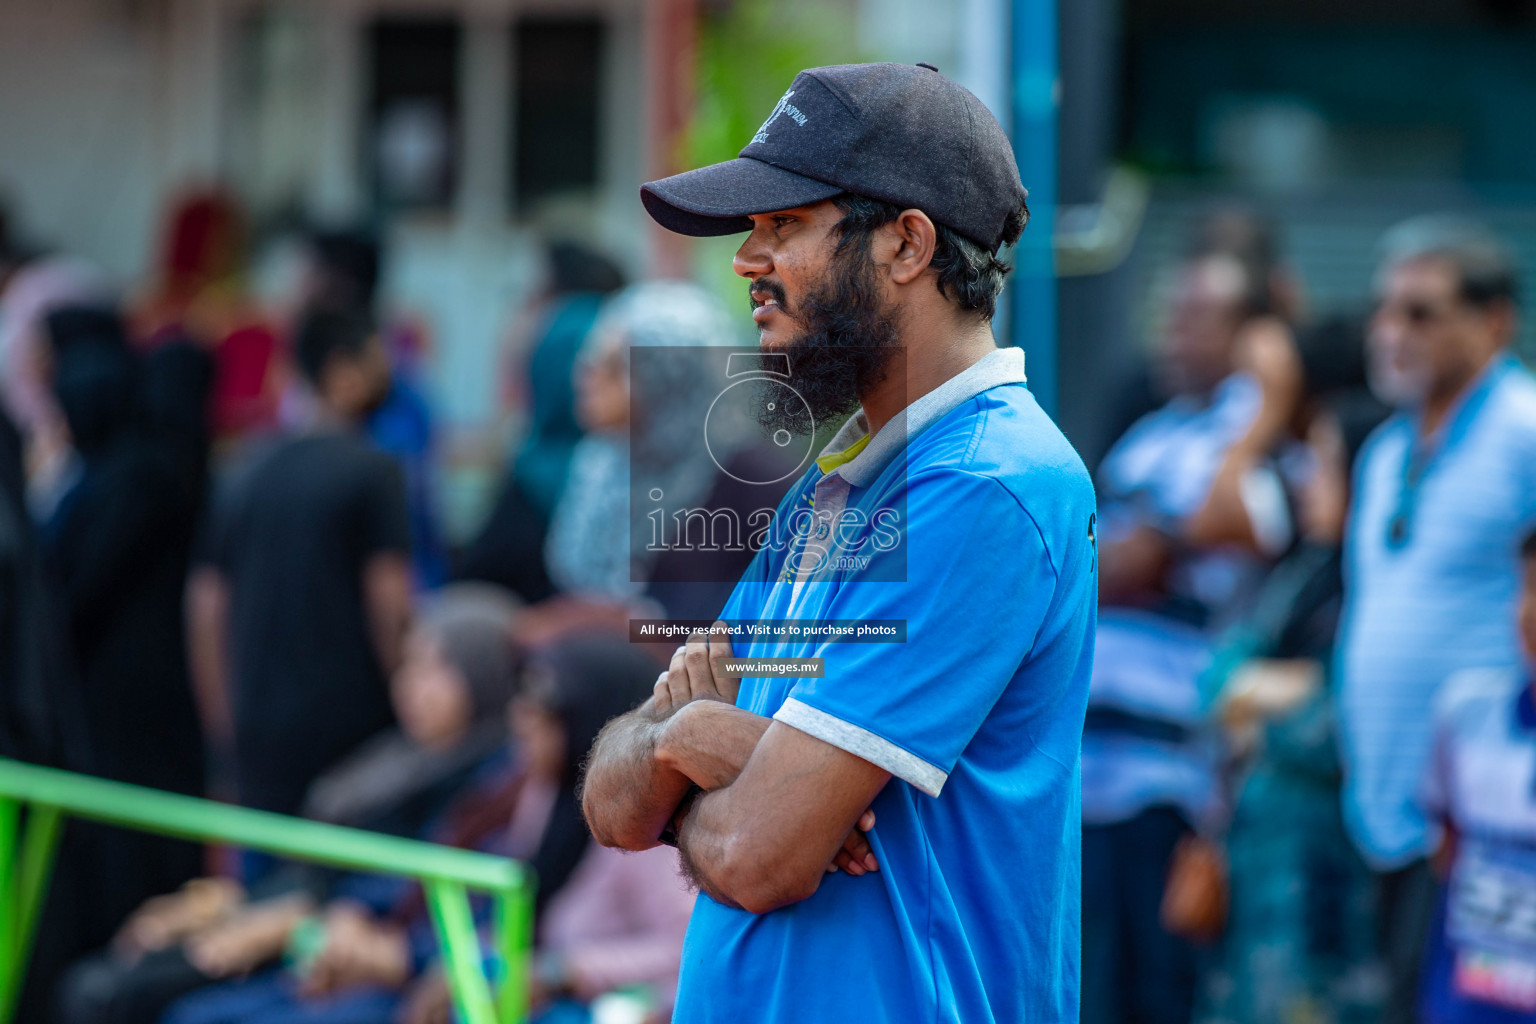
left=0, top=757, right=533, bottom=1024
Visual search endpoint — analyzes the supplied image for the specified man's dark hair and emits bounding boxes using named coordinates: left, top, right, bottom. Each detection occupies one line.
left=310, top=228, right=381, bottom=308
left=1380, top=215, right=1520, bottom=311
left=1296, top=313, right=1370, bottom=398
left=829, top=192, right=1029, bottom=320
left=752, top=221, right=899, bottom=437
left=295, top=305, right=376, bottom=387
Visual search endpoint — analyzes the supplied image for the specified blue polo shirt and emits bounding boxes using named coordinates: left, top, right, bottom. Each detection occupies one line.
left=1338, top=353, right=1536, bottom=869
left=672, top=347, right=1098, bottom=1024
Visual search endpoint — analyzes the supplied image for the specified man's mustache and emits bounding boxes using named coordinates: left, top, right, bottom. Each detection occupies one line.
left=750, top=280, right=789, bottom=313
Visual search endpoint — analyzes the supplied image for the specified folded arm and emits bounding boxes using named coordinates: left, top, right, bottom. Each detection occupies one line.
left=581, top=695, right=771, bottom=851
left=673, top=721, right=891, bottom=915
left=580, top=625, right=882, bottom=894
left=582, top=624, right=769, bottom=850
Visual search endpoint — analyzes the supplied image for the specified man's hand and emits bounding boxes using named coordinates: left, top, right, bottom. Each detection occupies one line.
left=184, top=894, right=314, bottom=978
left=653, top=620, right=736, bottom=713
left=113, top=877, right=245, bottom=959
left=580, top=613, right=750, bottom=853
left=828, top=809, right=879, bottom=876
left=298, top=903, right=411, bottom=997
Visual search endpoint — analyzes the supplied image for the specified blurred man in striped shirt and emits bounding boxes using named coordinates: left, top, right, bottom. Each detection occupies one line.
left=1339, top=217, right=1536, bottom=1024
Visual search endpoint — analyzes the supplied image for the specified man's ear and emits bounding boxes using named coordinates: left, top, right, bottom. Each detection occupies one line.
left=319, top=356, right=357, bottom=408
left=1486, top=298, right=1518, bottom=350
left=885, top=209, right=937, bottom=285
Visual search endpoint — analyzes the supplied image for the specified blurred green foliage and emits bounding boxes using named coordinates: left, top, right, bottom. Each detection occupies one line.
left=681, top=0, right=867, bottom=343
left=681, top=0, right=865, bottom=170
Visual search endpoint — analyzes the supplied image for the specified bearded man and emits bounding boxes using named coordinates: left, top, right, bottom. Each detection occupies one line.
left=581, top=62, right=1097, bottom=1024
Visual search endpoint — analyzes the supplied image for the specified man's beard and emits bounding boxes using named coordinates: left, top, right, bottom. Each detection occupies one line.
left=752, top=242, right=901, bottom=437
left=1365, top=337, right=1431, bottom=409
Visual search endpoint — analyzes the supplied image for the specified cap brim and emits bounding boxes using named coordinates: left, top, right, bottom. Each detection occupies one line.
left=641, top=158, right=844, bottom=237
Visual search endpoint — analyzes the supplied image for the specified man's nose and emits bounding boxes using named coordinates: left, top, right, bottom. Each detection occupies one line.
left=733, top=231, right=772, bottom=280
left=1368, top=313, right=1404, bottom=352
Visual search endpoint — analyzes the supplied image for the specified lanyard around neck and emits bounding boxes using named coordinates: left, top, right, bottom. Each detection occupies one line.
left=1386, top=356, right=1514, bottom=550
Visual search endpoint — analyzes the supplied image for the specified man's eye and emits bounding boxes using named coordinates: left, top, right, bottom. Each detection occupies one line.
left=772, top=216, right=795, bottom=228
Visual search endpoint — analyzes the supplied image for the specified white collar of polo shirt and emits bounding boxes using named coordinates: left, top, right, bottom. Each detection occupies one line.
left=816, top=345, right=1028, bottom=488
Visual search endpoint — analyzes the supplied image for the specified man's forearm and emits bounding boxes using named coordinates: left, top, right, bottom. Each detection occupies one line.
left=653, top=700, right=771, bottom=790
left=673, top=788, right=754, bottom=910
left=581, top=698, right=769, bottom=850
left=672, top=765, right=847, bottom=915
left=363, top=553, right=412, bottom=677
left=581, top=700, right=691, bottom=850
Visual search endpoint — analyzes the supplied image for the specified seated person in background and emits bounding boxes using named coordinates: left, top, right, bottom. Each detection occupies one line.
left=1199, top=389, right=1388, bottom=1024
left=163, top=635, right=691, bottom=1024
left=59, top=584, right=522, bottom=1024
left=1417, top=529, right=1536, bottom=1024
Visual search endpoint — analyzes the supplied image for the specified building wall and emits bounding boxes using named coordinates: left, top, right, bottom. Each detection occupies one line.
left=0, top=0, right=217, bottom=281
left=0, top=0, right=650, bottom=428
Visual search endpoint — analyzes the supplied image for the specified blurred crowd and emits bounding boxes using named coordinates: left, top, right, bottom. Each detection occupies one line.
left=3, top=182, right=1536, bottom=1024
left=1087, top=210, right=1536, bottom=1024
left=0, top=187, right=769, bottom=1024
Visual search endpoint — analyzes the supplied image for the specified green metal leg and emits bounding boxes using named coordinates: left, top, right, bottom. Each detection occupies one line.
left=494, top=880, right=535, bottom=1024
left=0, top=802, right=62, bottom=1024
left=425, top=878, right=499, bottom=1024
left=0, top=798, right=19, bottom=1020
left=15, top=805, right=62, bottom=963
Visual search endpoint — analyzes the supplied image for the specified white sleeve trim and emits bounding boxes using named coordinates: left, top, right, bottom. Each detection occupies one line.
left=773, top=697, right=949, bottom=797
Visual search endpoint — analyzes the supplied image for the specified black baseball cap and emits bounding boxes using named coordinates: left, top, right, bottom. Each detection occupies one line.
left=641, top=62, right=1029, bottom=253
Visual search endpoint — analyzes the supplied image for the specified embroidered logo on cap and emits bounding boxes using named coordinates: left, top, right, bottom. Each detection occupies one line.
left=751, top=88, right=809, bottom=146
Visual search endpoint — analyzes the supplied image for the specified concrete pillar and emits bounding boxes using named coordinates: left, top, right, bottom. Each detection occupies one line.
left=457, top=4, right=511, bottom=230
left=642, top=0, right=696, bottom=277
left=312, top=0, right=365, bottom=221
left=159, top=0, right=226, bottom=187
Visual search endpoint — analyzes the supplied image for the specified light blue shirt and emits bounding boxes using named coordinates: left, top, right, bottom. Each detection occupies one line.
left=673, top=347, right=1098, bottom=1024
left=1339, top=354, right=1536, bottom=869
